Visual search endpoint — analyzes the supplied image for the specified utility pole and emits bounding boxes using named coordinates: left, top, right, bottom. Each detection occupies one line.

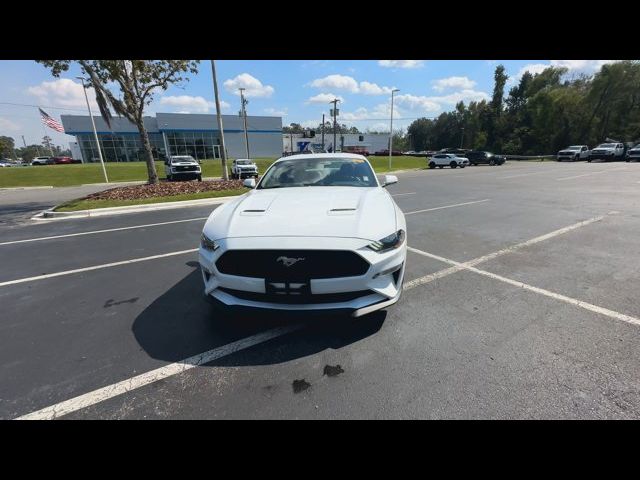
left=239, top=87, right=250, bottom=158
left=460, top=127, right=465, bottom=149
left=76, top=77, right=109, bottom=183
left=211, top=60, right=229, bottom=180
left=329, top=99, right=340, bottom=153
left=389, top=89, right=400, bottom=171
left=321, top=113, right=325, bottom=151
left=21, top=135, right=27, bottom=148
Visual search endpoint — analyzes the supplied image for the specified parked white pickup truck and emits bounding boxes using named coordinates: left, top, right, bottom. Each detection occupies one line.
left=230, top=159, right=258, bottom=179
left=588, top=143, right=625, bottom=162
left=557, top=145, right=590, bottom=161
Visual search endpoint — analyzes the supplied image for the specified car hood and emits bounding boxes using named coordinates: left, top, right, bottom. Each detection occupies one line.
left=203, top=186, right=397, bottom=242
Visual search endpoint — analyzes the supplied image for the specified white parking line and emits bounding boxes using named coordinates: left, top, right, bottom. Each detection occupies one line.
left=408, top=246, right=640, bottom=328
left=557, top=168, right=627, bottom=181
left=404, top=199, right=490, bottom=216
left=13, top=211, right=615, bottom=420
left=499, top=171, right=552, bottom=180
left=0, top=217, right=209, bottom=247
left=391, top=192, right=416, bottom=197
left=16, top=324, right=304, bottom=420
left=0, top=249, right=199, bottom=288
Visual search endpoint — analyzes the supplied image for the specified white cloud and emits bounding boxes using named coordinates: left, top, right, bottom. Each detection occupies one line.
left=309, top=76, right=394, bottom=96
left=263, top=107, right=288, bottom=116
left=359, top=81, right=393, bottom=95
left=300, top=119, right=320, bottom=128
left=432, top=76, right=476, bottom=92
left=0, top=117, right=21, bottom=132
left=307, top=93, right=344, bottom=104
left=394, top=89, right=490, bottom=113
left=26, top=78, right=99, bottom=111
left=378, top=60, right=424, bottom=69
left=310, top=74, right=359, bottom=93
left=223, top=73, right=274, bottom=98
left=160, top=95, right=211, bottom=113
left=550, top=60, right=619, bottom=74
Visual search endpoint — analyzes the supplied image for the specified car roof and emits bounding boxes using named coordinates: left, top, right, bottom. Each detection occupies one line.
left=275, top=153, right=368, bottom=163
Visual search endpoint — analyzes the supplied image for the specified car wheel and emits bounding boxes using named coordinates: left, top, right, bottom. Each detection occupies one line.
left=428, top=161, right=436, bottom=169
left=450, top=161, right=457, bottom=169
left=197, top=174, right=202, bottom=182
left=167, top=174, right=172, bottom=181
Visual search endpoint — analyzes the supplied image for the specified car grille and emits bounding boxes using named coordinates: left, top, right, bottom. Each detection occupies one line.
left=216, top=250, right=370, bottom=279
left=174, top=165, right=198, bottom=172
left=218, top=287, right=375, bottom=304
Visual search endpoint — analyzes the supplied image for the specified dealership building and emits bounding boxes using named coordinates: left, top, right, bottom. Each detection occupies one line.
left=60, top=113, right=283, bottom=162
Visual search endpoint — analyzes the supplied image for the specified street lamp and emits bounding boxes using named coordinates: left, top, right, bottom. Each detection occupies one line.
left=389, top=88, right=400, bottom=171
left=76, top=76, right=109, bottom=182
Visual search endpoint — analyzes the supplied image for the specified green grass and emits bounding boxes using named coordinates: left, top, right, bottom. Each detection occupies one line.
left=54, top=188, right=247, bottom=212
left=0, top=158, right=276, bottom=188
left=0, top=155, right=426, bottom=188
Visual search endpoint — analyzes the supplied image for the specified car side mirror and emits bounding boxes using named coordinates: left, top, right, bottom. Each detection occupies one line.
left=243, top=178, right=256, bottom=189
left=382, top=175, right=398, bottom=187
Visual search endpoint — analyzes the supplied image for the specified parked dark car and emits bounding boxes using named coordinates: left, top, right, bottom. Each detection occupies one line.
left=52, top=156, right=77, bottom=164
left=466, top=151, right=506, bottom=166
left=374, top=149, right=403, bottom=156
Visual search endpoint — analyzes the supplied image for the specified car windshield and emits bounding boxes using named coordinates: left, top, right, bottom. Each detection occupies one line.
left=567, top=146, right=582, bottom=149
left=598, top=144, right=616, bottom=148
left=258, top=157, right=377, bottom=189
left=171, top=156, right=194, bottom=163
left=237, top=160, right=252, bottom=165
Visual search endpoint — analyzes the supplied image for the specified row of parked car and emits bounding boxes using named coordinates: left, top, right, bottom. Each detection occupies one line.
left=0, top=156, right=81, bottom=167
left=425, top=148, right=507, bottom=169
left=556, top=143, right=640, bottom=162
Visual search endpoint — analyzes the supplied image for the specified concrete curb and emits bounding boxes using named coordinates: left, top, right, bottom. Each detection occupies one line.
left=33, top=195, right=240, bottom=221
left=0, top=186, right=54, bottom=191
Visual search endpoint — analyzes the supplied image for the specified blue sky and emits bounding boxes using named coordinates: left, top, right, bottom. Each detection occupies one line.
left=0, top=60, right=616, bottom=149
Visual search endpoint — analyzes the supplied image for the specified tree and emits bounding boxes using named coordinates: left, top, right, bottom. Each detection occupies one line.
left=37, top=60, right=199, bottom=184
left=0, top=136, right=15, bottom=158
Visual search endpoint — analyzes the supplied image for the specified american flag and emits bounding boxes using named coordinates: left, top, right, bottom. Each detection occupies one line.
left=39, top=108, right=65, bottom=133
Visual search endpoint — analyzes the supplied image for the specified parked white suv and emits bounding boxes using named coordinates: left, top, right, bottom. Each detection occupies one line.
left=428, top=153, right=469, bottom=169
left=230, top=159, right=258, bottom=179
left=164, top=155, right=202, bottom=181
left=31, top=156, right=52, bottom=165
left=557, top=145, right=590, bottom=162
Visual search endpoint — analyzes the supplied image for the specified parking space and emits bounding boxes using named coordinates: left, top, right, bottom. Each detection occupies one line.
left=2, top=161, right=640, bottom=419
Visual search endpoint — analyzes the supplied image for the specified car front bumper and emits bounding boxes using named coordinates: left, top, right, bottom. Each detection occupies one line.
left=198, top=236, right=406, bottom=317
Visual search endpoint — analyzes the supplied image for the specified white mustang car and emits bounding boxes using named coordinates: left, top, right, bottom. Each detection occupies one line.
left=198, top=153, right=407, bottom=317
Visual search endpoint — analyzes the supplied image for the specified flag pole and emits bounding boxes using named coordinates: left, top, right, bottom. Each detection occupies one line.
left=76, top=78, right=109, bottom=183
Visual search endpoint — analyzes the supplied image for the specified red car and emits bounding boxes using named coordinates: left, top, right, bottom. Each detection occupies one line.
left=52, top=156, right=76, bottom=164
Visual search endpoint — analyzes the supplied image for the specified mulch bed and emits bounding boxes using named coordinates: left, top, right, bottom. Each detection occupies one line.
left=85, top=179, right=245, bottom=201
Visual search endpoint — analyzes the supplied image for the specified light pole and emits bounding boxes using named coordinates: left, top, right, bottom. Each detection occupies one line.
left=329, top=98, right=340, bottom=152
left=460, top=126, right=465, bottom=149
left=389, top=88, right=400, bottom=171
left=210, top=60, right=229, bottom=180
left=239, top=87, right=250, bottom=158
left=77, top=76, right=108, bottom=183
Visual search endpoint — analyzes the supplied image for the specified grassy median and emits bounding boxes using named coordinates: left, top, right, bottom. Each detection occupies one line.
left=54, top=188, right=247, bottom=212
left=0, top=156, right=427, bottom=188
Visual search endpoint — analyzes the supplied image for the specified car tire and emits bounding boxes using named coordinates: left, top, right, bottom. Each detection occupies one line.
left=197, top=174, right=202, bottom=182
left=450, top=161, right=457, bottom=169
left=428, top=161, right=436, bottom=169
left=167, top=174, right=172, bottom=181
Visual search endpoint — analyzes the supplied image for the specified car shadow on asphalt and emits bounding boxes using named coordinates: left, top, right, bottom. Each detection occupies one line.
left=131, top=262, right=386, bottom=367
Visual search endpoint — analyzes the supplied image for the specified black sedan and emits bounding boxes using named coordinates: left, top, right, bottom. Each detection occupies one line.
left=465, top=151, right=506, bottom=166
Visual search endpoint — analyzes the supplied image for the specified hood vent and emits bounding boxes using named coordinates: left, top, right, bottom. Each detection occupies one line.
left=330, top=208, right=357, bottom=212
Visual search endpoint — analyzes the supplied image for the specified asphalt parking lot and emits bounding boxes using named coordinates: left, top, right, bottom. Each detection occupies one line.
left=1, top=160, right=639, bottom=419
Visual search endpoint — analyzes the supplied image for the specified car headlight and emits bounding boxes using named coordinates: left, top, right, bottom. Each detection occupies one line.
left=200, top=232, right=219, bottom=251
left=367, top=229, right=405, bottom=253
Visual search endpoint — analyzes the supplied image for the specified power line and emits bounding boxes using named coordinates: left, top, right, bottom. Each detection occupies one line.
left=0, top=101, right=88, bottom=112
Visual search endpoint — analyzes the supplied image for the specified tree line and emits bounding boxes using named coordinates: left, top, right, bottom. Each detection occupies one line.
left=407, top=61, right=640, bottom=154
